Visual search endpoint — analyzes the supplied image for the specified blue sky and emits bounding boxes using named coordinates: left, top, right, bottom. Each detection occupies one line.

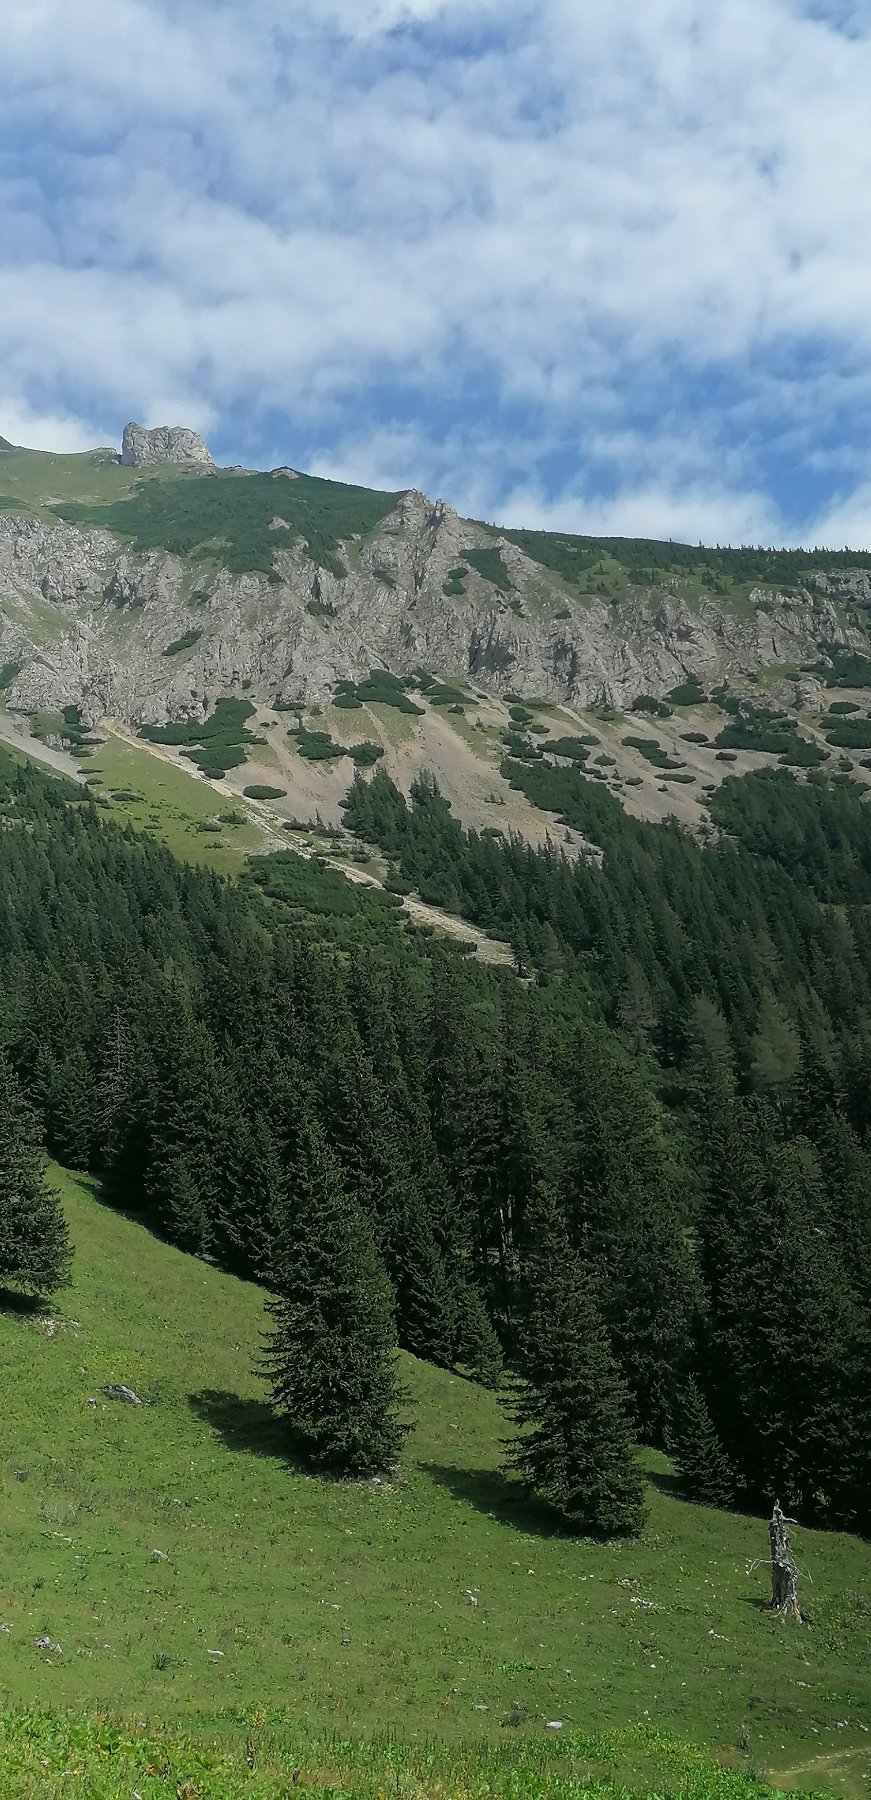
left=3, top=0, right=871, bottom=546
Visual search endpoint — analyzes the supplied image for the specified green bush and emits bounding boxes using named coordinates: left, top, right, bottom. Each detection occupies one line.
left=244, top=784, right=288, bottom=799
left=622, top=736, right=683, bottom=770
left=546, top=736, right=597, bottom=761
left=428, top=683, right=467, bottom=707
left=811, top=644, right=871, bottom=687
left=139, top=697, right=256, bottom=777
left=292, top=728, right=349, bottom=762
left=715, top=707, right=805, bottom=755
left=163, top=628, right=202, bottom=656
left=778, top=740, right=828, bottom=767
left=825, top=717, right=871, bottom=749
left=827, top=700, right=860, bottom=715
left=341, top=672, right=424, bottom=715
left=681, top=731, right=709, bottom=743
left=349, top=742, right=385, bottom=767
left=632, top=695, right=673, bottom=718
left=502, top=731, right=542, bottom=761
left=464, top=546, right=511, bottom=590
left=667, top=678, right=707, bottom=705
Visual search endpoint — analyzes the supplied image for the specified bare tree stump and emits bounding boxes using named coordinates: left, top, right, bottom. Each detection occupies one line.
left=768, top=1501, right=803, bottom=1621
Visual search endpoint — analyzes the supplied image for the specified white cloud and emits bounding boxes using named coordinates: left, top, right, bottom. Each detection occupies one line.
left=1, top=0, right=871, bottom=537
left=0, top=399, right=107, bottom=453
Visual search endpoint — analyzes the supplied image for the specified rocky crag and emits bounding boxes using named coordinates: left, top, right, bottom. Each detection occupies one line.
left=120, top=422, right=213, bottom=469
left=0, top=426, right=867, bottom=729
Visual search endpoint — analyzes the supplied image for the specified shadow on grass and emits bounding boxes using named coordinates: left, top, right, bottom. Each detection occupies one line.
left=0, top=1286, right=45, bottom=1317
left=188, top=1388, right=301, bottom=1466
left=64, top=1168, right=156, bottom=1231
left=644, top=1465, right=687, bottom=1500
left=420, top=1461, right=571, bottom=1539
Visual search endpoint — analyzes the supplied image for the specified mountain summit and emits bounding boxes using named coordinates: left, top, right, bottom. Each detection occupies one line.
left=120, top=421, right=213, bottom=469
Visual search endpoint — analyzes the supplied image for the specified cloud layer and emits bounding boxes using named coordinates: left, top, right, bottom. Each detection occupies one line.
left=1, top=0, right=870, bottom=542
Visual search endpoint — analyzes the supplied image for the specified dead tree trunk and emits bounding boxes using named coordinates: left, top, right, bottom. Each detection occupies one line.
left=768, top=1501, right=803, bottom=1621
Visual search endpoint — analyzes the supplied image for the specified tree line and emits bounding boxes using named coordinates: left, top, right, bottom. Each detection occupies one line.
left=0, top=747, right=869, bottom=1534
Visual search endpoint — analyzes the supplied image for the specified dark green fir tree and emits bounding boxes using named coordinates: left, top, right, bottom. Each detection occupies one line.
left=263, top=1114, right=409, bottom=1477
left=505, top=1200, right=646, bottom=1537
left=0, top=1053, right=72, bottom=1298
left=668, top=1376, right=736, bottom=1509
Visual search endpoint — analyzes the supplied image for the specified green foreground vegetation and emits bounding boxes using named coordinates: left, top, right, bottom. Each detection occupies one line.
left=1, top=1169, right=869, bottom=1794
left=0, top=1714, right=835, bottom=1800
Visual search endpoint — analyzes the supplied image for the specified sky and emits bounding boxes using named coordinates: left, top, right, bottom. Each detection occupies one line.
left=2, top=0, right=871, bottom=545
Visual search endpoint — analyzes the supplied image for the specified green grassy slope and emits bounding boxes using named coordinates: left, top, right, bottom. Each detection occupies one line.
left=79, top=735, right=271, bottom=871
left=1, top=1171, right=868, bottom=1795
left=0, top=447, right=183, bottom=509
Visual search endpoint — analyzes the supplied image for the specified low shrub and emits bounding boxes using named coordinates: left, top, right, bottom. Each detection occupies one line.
left=163, top=627, right=202, bottom=656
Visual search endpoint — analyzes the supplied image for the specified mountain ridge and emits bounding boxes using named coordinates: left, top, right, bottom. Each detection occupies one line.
left=1, top=433, right=869, bottom=737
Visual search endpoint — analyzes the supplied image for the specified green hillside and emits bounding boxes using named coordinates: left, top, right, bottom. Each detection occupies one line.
left=0, top=444, right=400, bottom=578
left=0, top=1168, right=868, bottom=1795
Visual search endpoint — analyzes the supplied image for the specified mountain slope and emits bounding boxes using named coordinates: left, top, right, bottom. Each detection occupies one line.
left=1, top=435, right=870, bottom=736
left=1, top=1165, right=869, bottom=1792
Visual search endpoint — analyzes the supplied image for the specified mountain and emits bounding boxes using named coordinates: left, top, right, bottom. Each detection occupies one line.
left=1, top=424, right=870, bottom=735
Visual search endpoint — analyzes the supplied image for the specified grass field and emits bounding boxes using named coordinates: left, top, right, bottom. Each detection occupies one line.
left=80, top=735, right=270, bottom=871
left=0, top=1171, right=868, bottom=1796
left=0, top=448, right=186, bottom=510
left=0, top=1711, right=827, bottom=1800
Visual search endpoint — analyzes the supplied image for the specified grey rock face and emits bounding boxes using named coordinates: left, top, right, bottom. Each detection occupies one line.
left=120, top=422, right=213, bottom=469
left=0, top=485, right=864, bottom=730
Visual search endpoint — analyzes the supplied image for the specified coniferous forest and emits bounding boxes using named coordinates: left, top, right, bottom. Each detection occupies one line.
left=0, top=746, right=870, bottom=1532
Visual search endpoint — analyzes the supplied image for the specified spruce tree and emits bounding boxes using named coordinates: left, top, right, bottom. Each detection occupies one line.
left=455, top=1279, right=504, bottom=1388
left=505, top=1205, right=646, bottom=1537
left=668, top=1377, right=736, bottom=1509
left=0, top=1053, right=72, bottom=1298
left=263, top=1115, right=409, bottom=1477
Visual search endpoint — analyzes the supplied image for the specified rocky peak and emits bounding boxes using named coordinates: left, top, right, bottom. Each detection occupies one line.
left=120, top=422, right=213, bottom=470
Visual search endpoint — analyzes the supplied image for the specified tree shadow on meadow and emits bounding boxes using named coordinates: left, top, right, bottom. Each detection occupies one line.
left=420, top=1460, right=572, bottom=1540
left=188, top=1387, right=300, bottom=1465
left=643, top=1464, right=686, bottom=1500
left=0, top=1286, right=45, bottom=1319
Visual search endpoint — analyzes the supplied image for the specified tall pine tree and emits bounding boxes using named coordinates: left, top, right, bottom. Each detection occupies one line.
left=504, top=1199, right=646, bottom=1536
left=263, top=1114, right=409, bottom=1477
left=0, top=1053, right=72, bottom=1297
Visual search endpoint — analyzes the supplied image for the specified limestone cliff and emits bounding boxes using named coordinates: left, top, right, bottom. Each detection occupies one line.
left=0, top=444, right=866, bottom=729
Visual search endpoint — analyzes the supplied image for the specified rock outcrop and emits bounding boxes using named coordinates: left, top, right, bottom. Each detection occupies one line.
left=120, top=422, right=213, bottom=469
